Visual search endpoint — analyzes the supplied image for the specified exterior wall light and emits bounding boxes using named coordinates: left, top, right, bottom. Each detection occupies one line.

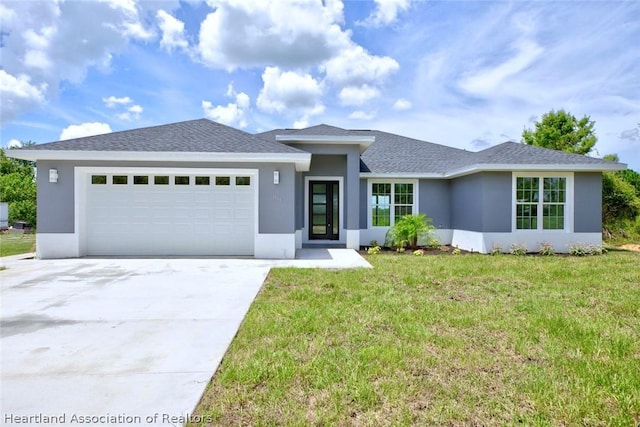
left=49, top=169, right=59, bottom=183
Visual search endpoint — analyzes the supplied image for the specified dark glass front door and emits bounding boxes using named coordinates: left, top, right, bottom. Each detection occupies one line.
left=309, top=181, right=339, bottom=240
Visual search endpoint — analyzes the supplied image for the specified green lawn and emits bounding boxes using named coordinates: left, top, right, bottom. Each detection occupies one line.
left=0, top=233, right=36, bottom=257
left=191, top=252, right=639, bottom=426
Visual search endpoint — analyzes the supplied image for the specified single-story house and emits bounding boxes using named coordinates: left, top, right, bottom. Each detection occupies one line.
left=7, top=119, right=625, bottom=259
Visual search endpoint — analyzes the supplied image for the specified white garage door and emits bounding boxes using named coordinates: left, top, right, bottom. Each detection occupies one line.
left=84, top=171, right=256, bottom=256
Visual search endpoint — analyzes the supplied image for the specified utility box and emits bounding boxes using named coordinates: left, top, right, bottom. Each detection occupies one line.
left=0, top=202, right=8, bottom=230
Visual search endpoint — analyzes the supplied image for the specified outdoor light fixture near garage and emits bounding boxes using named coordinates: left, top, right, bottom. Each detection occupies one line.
left=49, top=169, right=59, bottom=183
left=273, top=170, right=280, bottom=185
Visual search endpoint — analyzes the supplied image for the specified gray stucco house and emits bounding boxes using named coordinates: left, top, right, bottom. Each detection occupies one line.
left=8, top=119, right=625, bottom=259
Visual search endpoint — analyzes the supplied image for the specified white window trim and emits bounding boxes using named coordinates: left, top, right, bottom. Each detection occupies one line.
left=367, top=179, right=419, bottom=228
left=512, top=172, right=574, bottom=233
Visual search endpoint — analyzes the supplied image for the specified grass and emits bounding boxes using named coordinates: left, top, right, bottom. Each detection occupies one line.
left=190, top=253, right=640, bottom=426
left=0, top=233, right=36, bottom=257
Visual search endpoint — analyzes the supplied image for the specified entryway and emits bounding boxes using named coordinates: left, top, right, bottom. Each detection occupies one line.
left=308, top=180, right=339, bottom=240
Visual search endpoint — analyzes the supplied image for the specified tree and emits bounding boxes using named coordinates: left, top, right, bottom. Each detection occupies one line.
left=604, top=154, right=640, bottom=197
left=601, top=154, right=640, bottom=240
left=522, top=109, right=597, bottom=155
left=602, top=173, right=640, bottom=221
left=0, top=147, right=37, bottom=226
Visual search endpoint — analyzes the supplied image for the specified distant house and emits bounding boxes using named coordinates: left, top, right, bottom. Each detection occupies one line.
left=7, top=119, right=625, bottom=259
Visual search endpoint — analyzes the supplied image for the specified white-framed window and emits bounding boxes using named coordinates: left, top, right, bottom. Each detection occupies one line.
left=369, top=180, right=418, bottom=227
left=514, top=173, right=572, bottom=231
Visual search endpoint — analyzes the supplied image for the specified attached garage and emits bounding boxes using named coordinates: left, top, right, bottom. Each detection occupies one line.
left=81, top=168, right=257, bottom=256
left=6, top=119, right=312, bottom=259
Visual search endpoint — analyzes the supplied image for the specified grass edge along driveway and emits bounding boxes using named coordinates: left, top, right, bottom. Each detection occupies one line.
left=191, top=252, right=639, bottom=426
left=0, top=233, right=35, bottom=257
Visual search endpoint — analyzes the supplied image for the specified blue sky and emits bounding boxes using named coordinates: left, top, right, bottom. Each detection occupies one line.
left=2, top=0, right=639, bottom=170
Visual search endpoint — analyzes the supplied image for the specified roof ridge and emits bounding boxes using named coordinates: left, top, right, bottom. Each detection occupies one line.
left=43, top=118, right=211, bottom=145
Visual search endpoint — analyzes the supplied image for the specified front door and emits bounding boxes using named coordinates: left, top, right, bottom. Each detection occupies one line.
left=309, top=181, right=339, bottom=240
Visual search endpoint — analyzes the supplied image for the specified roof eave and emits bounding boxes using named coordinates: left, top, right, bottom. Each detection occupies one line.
left=276, top=135, right=375, bottom=154
left=359, top=172, right=445, bottom=179
left=445, top=163, right=627, bottom=178
left=6, top=150, right=312, bottom=172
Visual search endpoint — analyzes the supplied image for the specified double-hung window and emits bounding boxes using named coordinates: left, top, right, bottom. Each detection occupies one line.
left=515, top=176, right=566, bottom=230
left=371, top=182, right=415, bottom=226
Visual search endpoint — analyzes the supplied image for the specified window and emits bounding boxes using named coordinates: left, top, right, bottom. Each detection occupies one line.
left=112, top=175, right=128, bottom=185
left=215, top=176, right=230, bottom=186
left=154, top=176, right=169, bottom=185
left=133, top=175, right=148, bottom=185
left=175, top=176, right=189, bottom=185
left=394, top=183, right=414, bottom=219
left=516, top=176, right=566, bottom=230
left=371, top=183, right=391, bottom=226
left=236, top=176, right=251, bottom=186
left=195, top=176, right=210, bottom=186
left=371, top=182, right=415, bottom=227
left=91, top=175, right=107, bottom=185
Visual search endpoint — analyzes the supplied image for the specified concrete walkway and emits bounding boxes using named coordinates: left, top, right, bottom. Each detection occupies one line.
left=0, top=250, right=369, bottom=426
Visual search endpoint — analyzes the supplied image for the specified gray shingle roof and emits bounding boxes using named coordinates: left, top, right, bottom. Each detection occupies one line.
left=26, top=119, right=304, bottom=154
left=468, top=141, right=618, bottom=166
left=258, top=125, right=475, bottom=174
left=258, top=125, right=622, bottom=174
left=22, top=119, right=621, bottom=172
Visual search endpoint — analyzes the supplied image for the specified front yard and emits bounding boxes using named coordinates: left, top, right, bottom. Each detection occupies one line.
left=191, top=252, right=639, bottom=426
left=0, top=233, right=36, bottom=257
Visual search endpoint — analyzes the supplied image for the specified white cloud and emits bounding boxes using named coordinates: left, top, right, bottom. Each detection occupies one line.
left=116, top=104, right=144, bottom=121
left=339, top=85, right=381, bottom=106
left=359, top=0, right=411, bottom=27
left=197, top=0, right=350, bottom=70
left=101, top=0, right=155, bottom=40
left=348, top=110, right=377, bottom=120
left=257, top=67, right=324, bottom=117
left=393, top=98, right=412, bottom=111
left=103, top=96, right=143, bottom=120
left=458, top=38, right=544, bottom=96
left=202, top=84, right=251, bottom=128
left=60, top=122, right=112, bottom=140
left=0, top=70, right=48, bottom=125
left=323, top=45, right=399, bottom=88
left=0, top=0, right=158, bottom=122
left=0, top=3, right=16, bottom=26
left=103, top=96, right=132, bottom=107
left=7, top=139, right=23, bottom=149
left=156, top=10, right=188, bottom=52
left=292, top=118, right=310, bottom=129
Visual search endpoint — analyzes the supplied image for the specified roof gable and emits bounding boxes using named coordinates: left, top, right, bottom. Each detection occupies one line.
left=472, top=142, right=618, bottom=165
left=25, top=119, right=303, bottom=154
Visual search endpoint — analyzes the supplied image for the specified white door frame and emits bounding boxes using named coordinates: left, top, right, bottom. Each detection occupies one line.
left=303, top=175, right=345, bottom=245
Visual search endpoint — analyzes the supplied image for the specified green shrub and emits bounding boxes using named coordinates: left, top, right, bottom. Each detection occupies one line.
left=569, top=243, right=605, bottom=256
left=413, top=249, right=424, bottom=256
left=603, top=172, right=640, bottom=222
left=367, top=246, right=381, bottom=255
left=509, top=243, right=528, bottom=256
left=0, top=149, right=37, bottom=226
left=538, top=242, right=555, bottom=256
left=452, top=247, right=461, bottom=255
left=385, top=214, right=435, bottom=250
left=490, top=243, right=503, bottom=255
left=426, top=238, right=440, bottom=249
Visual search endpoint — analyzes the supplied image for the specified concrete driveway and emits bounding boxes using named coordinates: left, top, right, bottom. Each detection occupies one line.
left=1, top=251, right=370, bottom=426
